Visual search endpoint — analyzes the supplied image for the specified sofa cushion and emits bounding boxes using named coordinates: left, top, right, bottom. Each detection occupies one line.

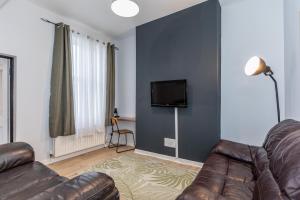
left=263, top=119, right=300, bottom=158
left=191, top=170, right=254, bottom=200
left=176, top=184, right=226, bottom=200
left=29, top=172, right=119, bottom=200
left=0, top=161, right=66, bottom=200
left=253, top=169, right=288, bottom=200
left=201, top=153, right=254, bottom=183
left=222, top=178, right=254, bottom=200
left=269, top=130, right=300, bottom=200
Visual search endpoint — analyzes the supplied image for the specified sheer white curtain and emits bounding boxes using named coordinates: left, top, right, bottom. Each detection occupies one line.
left=71, top=32, right=106, bottom=136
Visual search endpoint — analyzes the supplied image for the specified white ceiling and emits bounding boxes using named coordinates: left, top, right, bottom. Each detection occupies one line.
left=0, top=0, right=10, bottom=9
left=29, top=0, right=207, bottom=37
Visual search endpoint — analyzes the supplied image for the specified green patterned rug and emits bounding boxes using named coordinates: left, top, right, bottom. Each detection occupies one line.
left=87, top=154, right=199, bottom=200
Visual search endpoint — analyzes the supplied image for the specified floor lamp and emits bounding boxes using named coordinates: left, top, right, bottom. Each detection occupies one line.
left=245, top=56, right=281, bottom=123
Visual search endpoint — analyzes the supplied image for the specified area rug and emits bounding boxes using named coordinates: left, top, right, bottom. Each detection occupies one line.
left=87, top=154, right=199, bottom=200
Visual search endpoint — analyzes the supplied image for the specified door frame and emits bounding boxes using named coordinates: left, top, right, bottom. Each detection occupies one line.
left=0, top=54, right=16, bottom=143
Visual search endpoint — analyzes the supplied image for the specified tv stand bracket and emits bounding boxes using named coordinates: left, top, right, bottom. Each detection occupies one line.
left=175, top=107, right=179, bottom=158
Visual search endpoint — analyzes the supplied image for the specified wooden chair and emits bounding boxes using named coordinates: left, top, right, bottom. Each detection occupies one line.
left=108, top=117, right=136, bottom=153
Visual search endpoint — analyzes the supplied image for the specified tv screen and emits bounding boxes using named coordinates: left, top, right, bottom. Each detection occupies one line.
left=151, top=80, right=187, bottom=107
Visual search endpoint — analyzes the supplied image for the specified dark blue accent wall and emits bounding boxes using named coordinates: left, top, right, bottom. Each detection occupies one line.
left=136, top=0, right=221, bottom=162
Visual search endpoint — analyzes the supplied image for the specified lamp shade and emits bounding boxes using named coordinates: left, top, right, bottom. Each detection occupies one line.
left=245, top=56, right=267, bottom=76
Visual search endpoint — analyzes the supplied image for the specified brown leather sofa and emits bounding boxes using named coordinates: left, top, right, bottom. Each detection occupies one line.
left=177, top=119, right=300, bottom=200
left=0, top=142, right=119, bottom=200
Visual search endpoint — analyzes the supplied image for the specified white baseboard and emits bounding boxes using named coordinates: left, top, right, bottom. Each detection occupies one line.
left=134, top=149, right=203, bottom=168
left=42, top=144, right=105, bottom=165
left=42, top=146, right=202, bottom=168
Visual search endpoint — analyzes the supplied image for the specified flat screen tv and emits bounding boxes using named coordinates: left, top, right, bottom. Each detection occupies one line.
left=151, top=80, right=187, bottom=107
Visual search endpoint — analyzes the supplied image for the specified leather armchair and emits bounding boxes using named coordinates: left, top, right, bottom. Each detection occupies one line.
left=0, top=142, right=35, bottom=172
left=0, top=142, right=119, bottom=200
left=29, top=172, right=119, bottom=200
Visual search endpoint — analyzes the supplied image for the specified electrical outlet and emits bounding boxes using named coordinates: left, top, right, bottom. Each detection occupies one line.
left=164, top=138, right=176, bottom=148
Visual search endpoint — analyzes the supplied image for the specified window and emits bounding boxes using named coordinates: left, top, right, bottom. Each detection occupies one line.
left=71, top=32, right=106, bottom=136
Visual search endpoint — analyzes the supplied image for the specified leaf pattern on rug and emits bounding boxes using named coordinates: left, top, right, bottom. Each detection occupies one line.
left=150, top=170, right=196, bottom=190
left=94, top=158, right=123, bottom=170
left=86, top=154, right=200, bottom=200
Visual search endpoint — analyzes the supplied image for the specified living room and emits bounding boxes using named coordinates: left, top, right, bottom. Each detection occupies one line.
left=0, top=0, right=299, bottom=199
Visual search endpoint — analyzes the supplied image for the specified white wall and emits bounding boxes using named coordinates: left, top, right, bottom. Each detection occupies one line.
left=0, top=0, right=113, bottom=161
left=221, top=0, right=285, bottom=146
left=284, top=0, right=300, bottom=120
left=0, top=59, right=5, bottom=144
left=115, top=30, right=136, bottom=118
left=107, top=30, right=136, bottom=147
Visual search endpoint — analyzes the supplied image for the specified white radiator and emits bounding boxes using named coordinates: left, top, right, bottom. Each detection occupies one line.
left=52, top=133, right=105, bottom=158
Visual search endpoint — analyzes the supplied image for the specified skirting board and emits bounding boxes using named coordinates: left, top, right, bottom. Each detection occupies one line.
left=135, top=149, right=203, bottom=168
left=42, top=144, right=105, bottom=165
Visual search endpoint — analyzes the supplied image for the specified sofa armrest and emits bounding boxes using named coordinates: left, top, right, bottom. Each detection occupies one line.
left=0, top=142, right=35, bottom=172
left=176, top=185, right=226, bottom=200
left=212, top=140, right=253, bottom=163
left=30, top=172, right=119, bottom=200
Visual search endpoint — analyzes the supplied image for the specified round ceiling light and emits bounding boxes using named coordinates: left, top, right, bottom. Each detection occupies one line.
left=111, top=0, right=139, bottom=18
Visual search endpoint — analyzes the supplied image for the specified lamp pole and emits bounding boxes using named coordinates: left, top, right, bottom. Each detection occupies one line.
left=264, top=69, right=281, bottom=123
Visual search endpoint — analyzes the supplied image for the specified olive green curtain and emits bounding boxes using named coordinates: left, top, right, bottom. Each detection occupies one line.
left=105, top=43, right=116, bottom=126
left=49, top=23, right=76, bottom=138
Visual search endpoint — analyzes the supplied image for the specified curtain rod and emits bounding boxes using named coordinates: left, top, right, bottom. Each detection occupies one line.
left=41, top=18, right=119, bottom=50
left=41, top=18, right=60, bottom=26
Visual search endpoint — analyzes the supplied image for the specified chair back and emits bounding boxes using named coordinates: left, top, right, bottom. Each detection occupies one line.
left=111, top=117, right=120, bottom=132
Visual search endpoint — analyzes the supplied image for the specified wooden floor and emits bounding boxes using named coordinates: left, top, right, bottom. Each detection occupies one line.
left=48, top=147, right=199, bottom=178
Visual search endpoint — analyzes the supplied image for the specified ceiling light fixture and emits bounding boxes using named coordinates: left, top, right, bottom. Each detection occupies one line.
left=111, top=0, right=139, bottom=18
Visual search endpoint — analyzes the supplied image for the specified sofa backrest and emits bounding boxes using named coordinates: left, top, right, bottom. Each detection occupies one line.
left=255, top=120, right=300, bottom=200
left=269, top=130, right=300, bottom=200
left=263, top=119, right=300, bottom=158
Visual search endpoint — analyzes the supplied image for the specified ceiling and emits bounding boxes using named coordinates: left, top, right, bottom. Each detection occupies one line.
left=29, top=0, right=207, bottom=37
left=0, top=0, right=10, bottom=9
